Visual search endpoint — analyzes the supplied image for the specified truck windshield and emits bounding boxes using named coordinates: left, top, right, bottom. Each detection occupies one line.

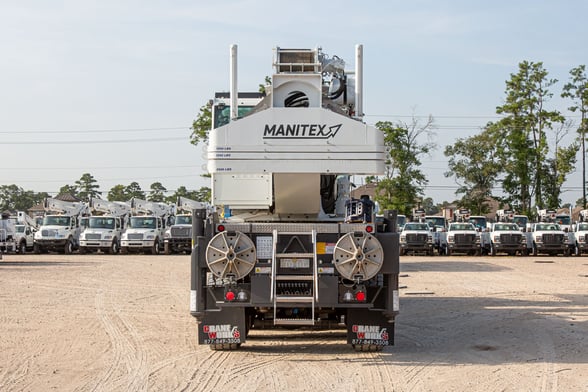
left=403, top=223, right=429, bottom=231
left=513, top=216, right=528, bottom=229
left=468, top=217, right=487, bottom=230
left=43, top=216, right=71, bottom=226
left=555, top=216, right=571, bottom=225
left=175, top=216, right=192, bottom=225
left=15, top=225, right=25, bottom=233
left=130, top=217, right=156, bottom=229
left=88, top=217, right=115, bottom=229
left=214, top=105, right=257, bottom=128
left=425, top=216, right=446, bottom=229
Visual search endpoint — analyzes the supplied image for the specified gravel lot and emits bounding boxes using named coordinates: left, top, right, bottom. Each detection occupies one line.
left=0, top=253, right=586, bottom=392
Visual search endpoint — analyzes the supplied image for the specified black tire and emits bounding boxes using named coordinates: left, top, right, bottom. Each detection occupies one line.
left=120, top=246, right=129, bottom=255
left=34, top=243, right=41, bottom=254
left=79, top=246, right=87, bottom=255
left=574, top=244, right=580, bottom=257
left=107, top=239, right=119, bottom=255
left=18, top=240, right=27, bottom=254
left=64, top=239, right=74, bottom=254
left=352, top=344, right=383, bottom=352
left=150, top=239, right=160, bottom=255
left=490, top=243, right=496, bottom=256
left=446, top=247, right=452, bottom=256
left=164, top=242, right=171, bottom=255
left=210, top=343, right=241, bottom=351
left=532, top=244, right=538, bottom=256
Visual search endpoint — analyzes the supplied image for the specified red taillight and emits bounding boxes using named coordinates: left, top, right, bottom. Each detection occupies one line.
left=365, top=225, right=374, bottom=233
left=217, top=224, right=225, bottom=232
left=225, top=291, right=235, bottom=301
left=355, top=291, right=366, bottom=301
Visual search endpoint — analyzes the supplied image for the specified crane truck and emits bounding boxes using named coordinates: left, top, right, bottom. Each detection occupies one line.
left=120, top=198, right=172, bottom=254
left=79, top=198, right=131, bottom=254
left=190, top=45, right=400, bottom=351
left=164, top=196, right=207, bottom=255
left=34, top=198, right=88, bottom=254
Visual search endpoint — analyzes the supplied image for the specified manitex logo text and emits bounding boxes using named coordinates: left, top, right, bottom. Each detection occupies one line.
left=263, top=123, right=342, bottom=139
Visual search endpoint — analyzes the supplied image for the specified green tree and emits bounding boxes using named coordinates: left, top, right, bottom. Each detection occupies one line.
left=58, top=184, right=78, bottom=198
left=562, top=64, right=588, bottom=208
left=373, top=116, right=436, bottom=215
left=190, top=103, right=212, bottom=146
left=124, top=182, right=145, bottom=200
left=107, top=185, right=128, bottom=201
left=494, top=61, right=565, bottom=214
left=167, top=186, right=211, bottom=204
left=0, top=185, right=48, bottom=212
left=444, top=125, right=503, bottom=214
left=148, top=182, right=167, bottom=202
left=75, top=173, right=101, bottom=202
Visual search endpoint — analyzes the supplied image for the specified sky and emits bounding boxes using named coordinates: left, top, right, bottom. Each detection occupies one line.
left=1, top=0, right=587, bottom=205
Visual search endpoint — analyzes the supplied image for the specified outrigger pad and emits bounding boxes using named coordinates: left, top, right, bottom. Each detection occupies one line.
left=198, top=308, right=246, bottom=345
left=346, top=308, right=395, bottom=347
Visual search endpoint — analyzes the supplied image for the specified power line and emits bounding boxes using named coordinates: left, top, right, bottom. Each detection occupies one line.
left=0, top=126, right=190, bottom=134
left=2, top=136, right=189, bottom=145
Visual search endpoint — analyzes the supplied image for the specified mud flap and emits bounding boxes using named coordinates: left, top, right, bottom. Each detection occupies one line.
left=198, top=308, right=246, bottom=345
left=346, top=308, right=395, bottom=347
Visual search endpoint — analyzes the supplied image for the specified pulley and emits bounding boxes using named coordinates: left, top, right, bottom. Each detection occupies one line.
left=206, top=231, right=257, bottom=279
left=333, top=232, right=384, bottom=281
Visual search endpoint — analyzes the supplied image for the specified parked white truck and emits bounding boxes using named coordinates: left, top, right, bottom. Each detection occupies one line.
left=79, top=198, right=131, bottom=254
left=399, top=221, right=434, bottom=255
left=34, top=198, right=88, bottom=254
left=120, top=198, right=172, bottom=254
left=164, top=196, right=206, bottom=255
left=441, top=221, right=481, bottom=256
left=0, top=211, right=17, bottom=257
left=525, top=222, right=570, bottom=256
left=484, top=222, right=527, bottom=256
left=14, top=212, right=38, bottom=253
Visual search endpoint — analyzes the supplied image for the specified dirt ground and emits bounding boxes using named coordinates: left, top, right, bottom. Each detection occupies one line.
left=0, top=252, right=586, bottom=392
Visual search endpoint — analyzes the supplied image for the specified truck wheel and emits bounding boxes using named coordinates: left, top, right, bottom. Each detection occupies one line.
left=352, top=344, right=383, bottom=352
left=532, top=244, right=538, bottom=256
left=210, top=343, right=240, bottom=351
left=164, top=242, right=171, bottom=255
left=107, top=240, right=119, bottom=254
left=79, top=246, right=87, bottom=255
left=120, top=247, right=129, bottom=255
left=18, top=241, right=27, bottom=254
left=490, top=243, right=496, bottom=256
left=446, top=247, right=452, bottom=256
left=64, top=239, right=74, bottom=254
left=151, top=239, right=160, bottom=255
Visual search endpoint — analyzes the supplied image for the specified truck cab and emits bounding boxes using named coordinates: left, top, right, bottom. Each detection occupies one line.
left=441, top=222, right=481, bottom=256
left=486, top=222, right=527, bottom=256
left=525, top=223, right=570, bottom=256
left=399, top=222, right=434, bottom=255
left=572, top=221, right=588, bottom=256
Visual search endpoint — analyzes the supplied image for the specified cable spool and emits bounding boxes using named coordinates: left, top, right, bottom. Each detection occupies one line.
left=206, top=231, right=257, bottom=279
left=333, top=232, right=384, bottom=281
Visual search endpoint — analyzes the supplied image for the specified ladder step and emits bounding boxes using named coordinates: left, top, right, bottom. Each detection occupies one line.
left=275, top=296, right=314, bottom=303
left=276, top=253, right=314, bottom=258
left=276, top=275, right=314, bottom=281
left=274, top=318, right=315, bottom=326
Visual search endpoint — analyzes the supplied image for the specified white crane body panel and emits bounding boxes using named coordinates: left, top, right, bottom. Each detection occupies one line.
left=190, top=45, right=400, bottom=351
